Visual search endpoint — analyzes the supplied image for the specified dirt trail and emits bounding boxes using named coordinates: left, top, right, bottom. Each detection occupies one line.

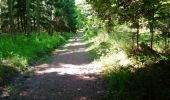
left=8, top=36, right=105, bottom=100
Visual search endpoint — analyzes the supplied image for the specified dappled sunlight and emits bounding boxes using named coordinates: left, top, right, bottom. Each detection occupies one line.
left=99, top=51, right=132, bottom=67
left=36, top=62, right=102, bottom=76
left=35, top=36, right=103, bottom=76
left=10, top=71, right=104, bottom=100
left=8, top=36, right=105, bottom=100
left=36, top=64, right=49, bottom=68
left=75, top=0, right=85, bottom=5
left=63, top=39, right=88, bottom=48
left=66, top=42, right=88, bottom=47
left=71, top=42, right=87, bottom=47
left=78, top=75, right=97, bottom=81
left=57, top=48, right=86, bottom=56
left=54, top=49, right=68, bottom=53
left=116, top=51, right=132, bottom=66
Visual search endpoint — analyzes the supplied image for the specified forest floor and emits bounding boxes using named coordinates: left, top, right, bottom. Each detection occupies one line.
left=3, top=35, right=106, bottom=100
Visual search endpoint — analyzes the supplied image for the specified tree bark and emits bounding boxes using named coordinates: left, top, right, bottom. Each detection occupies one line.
left=136, top=21, right=140, bottom=49
left=8, top=0, right=15, bottom=37
left=26, top=0, right=31, bottom=36
left=21, top=15, right=24, bottom=32
left=36, top=0, right=40, bottom=37
left=149, top=20, right=154, bottom=49
left=0, top=0, right=1, bottom=34
left=17, top=16, right=20, bottom=31
left=107, top=15, right=112, bottom=33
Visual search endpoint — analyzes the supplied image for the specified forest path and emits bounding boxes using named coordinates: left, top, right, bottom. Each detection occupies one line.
left=9, top=35, right=105, bottom=100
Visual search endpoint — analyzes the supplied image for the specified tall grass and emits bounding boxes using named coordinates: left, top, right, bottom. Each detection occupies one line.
left=0, top=32, right=72, bottom=85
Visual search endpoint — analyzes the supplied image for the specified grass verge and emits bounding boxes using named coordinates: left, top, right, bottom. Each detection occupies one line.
left=0, top=32, right=73, bottom=86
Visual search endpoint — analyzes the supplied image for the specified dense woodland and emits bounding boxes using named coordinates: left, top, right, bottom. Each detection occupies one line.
left=86, top=0, right=170, bottom=49
left=83, top=0, right=170, bottom=99
left=0, top=0, right=78, bottom=34
left=0, top=0, right=170, bottom=99
left=0, top=0, right=79, bottom=85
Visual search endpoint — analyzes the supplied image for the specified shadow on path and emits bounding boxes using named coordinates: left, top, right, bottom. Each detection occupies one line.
left=4, top=36, right=105, bottom=100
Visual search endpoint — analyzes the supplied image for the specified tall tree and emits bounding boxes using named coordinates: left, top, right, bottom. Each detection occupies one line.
left=63, top=0, right=78, bottom=33
left=8, top=0, right=15, bottom=37
left=0, top=0, right=2, bottom=33
left=26, top=0, right=31, bottom=36
left=1, top=0, right=79, bottom=35
left=36, top=0, right=40, bottom=36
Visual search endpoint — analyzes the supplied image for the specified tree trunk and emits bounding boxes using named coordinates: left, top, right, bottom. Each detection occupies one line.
left=36, top=0, right=40, bottom=37
left=21, top=15, right=24, bottom=32
left=0, top=0, right=2, bottom=34
left=50, top=4, right=54, bottom=35
left=107, top=15, right=112, bottom=33
left=132, top=32, right=135, bottom=50
left=8, top=0, right=15, bottom=37
left=26, top=0, right=31, bottom=36
left=136, top=21, right=140, bottom=49
left=149, top=21, right=154, bottom=49
left=33, top=17, right=36, bottom=32
left=17, top=16, right=20, bottom=31
left=164, top=33, right=167, bottom=47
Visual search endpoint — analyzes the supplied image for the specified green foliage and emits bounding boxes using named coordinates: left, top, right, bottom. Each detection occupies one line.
left=87, top=42, right=110, bottom=60
left=0, top=32, right=72, bottom=85
left=87, top=0, right=170, bottom=50
left=103, top=60, right=170, bottom=100
left=63, top=0, right=78, bottom=32
left=84, top=29, right=98, bottom=41
left=86, top=28, right=133, bottom=60
left=86, top=27, right=170, bottom=99
left=0, top=0, right=79, bottom=34
left=61, top=32, right=74, bottom=40
left=0, top=33, right=70, bottom=69
left=75, top=7, right=87, bottom=29
left=55, top=9, right=62, bottom=17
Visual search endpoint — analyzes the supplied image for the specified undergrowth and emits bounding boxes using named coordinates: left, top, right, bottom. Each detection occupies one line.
left=0, top=32, right=72, bottom=85
left=85, top=28, right=170, bottom=100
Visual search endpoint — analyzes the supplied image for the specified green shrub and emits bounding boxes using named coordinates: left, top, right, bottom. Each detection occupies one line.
left=84, top=29, right=97, bottom=40
left=61, top=32, right=74, bottom=39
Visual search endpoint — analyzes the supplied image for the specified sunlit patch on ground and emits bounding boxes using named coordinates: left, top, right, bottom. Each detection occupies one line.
left=65, top=39, right=87, bottom=46
left=5, top=36, right=105, bottom=100
left=35, top=37, right=102, bottom=77
left=36, top=63, right=102, bottom=76
left=78, top=75, right=97, bottom=81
